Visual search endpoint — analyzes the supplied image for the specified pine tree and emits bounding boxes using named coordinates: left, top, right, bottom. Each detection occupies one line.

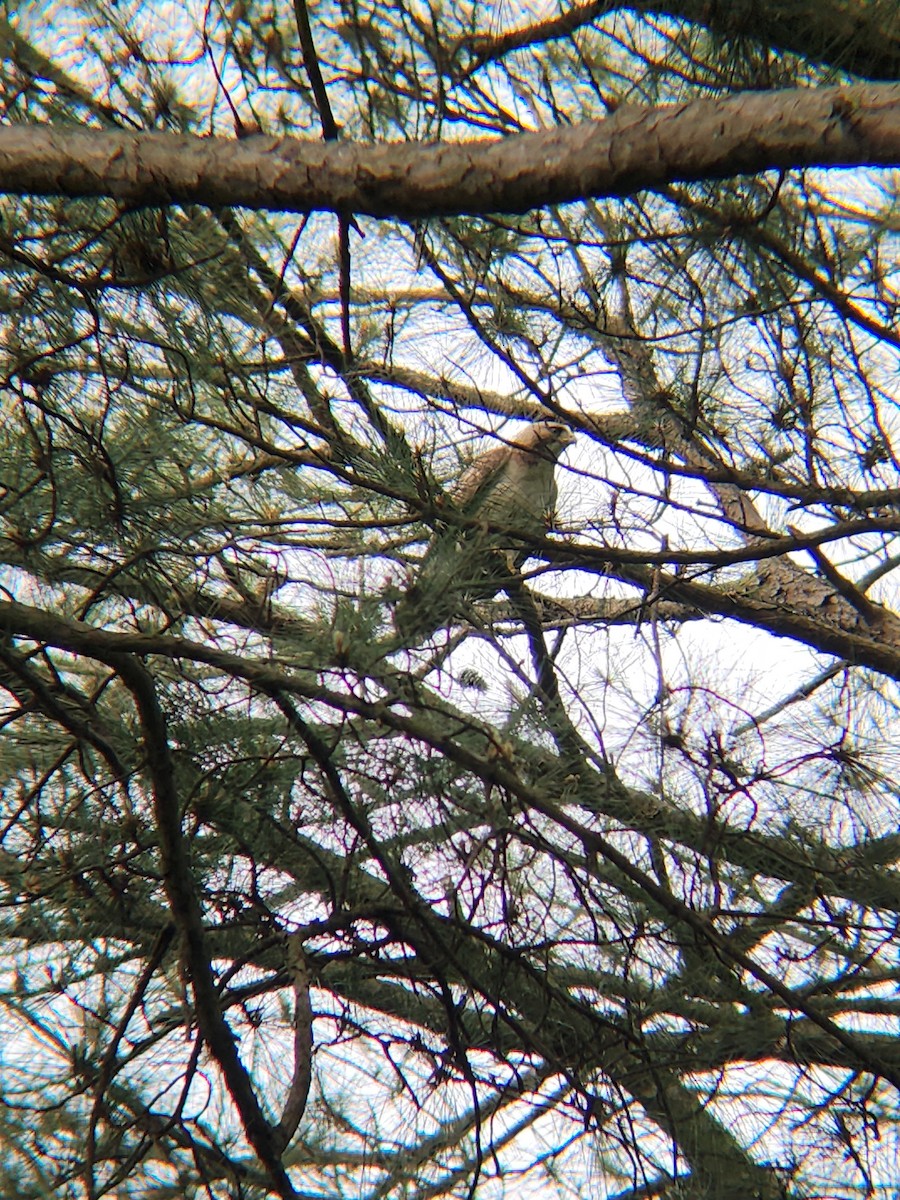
left=1, top=3, right=899, bottom=1197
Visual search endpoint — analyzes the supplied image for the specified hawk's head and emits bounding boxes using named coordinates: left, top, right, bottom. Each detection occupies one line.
left=517, top=420, right=576, bottom=460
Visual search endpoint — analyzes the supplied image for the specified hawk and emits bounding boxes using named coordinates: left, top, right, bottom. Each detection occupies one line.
left=394, top=420, right=576, bottom=638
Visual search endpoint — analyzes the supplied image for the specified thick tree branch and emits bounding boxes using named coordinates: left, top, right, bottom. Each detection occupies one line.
left=459, top=0, right=900, bottom=84
left=0, top=84, right=897, bottom=217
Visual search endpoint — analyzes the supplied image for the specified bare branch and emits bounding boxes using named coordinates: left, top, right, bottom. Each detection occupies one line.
left=0, top=84, right=896, bottom=217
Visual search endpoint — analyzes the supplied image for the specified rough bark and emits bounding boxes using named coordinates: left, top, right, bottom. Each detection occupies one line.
left=463, top=0, right=900, bottom=83
left=0, top=84, right=896, bottom=217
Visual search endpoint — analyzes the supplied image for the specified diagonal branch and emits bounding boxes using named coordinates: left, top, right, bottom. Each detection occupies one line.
left=108, top=653, right=299, bottom=1200
left=274, top=934, right=313, bottom=1152
left=455, top=0, right=900, bottom=84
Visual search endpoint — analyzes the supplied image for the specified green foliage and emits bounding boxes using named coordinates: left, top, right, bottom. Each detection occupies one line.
left=1, top=2, right=900, bottom=1199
